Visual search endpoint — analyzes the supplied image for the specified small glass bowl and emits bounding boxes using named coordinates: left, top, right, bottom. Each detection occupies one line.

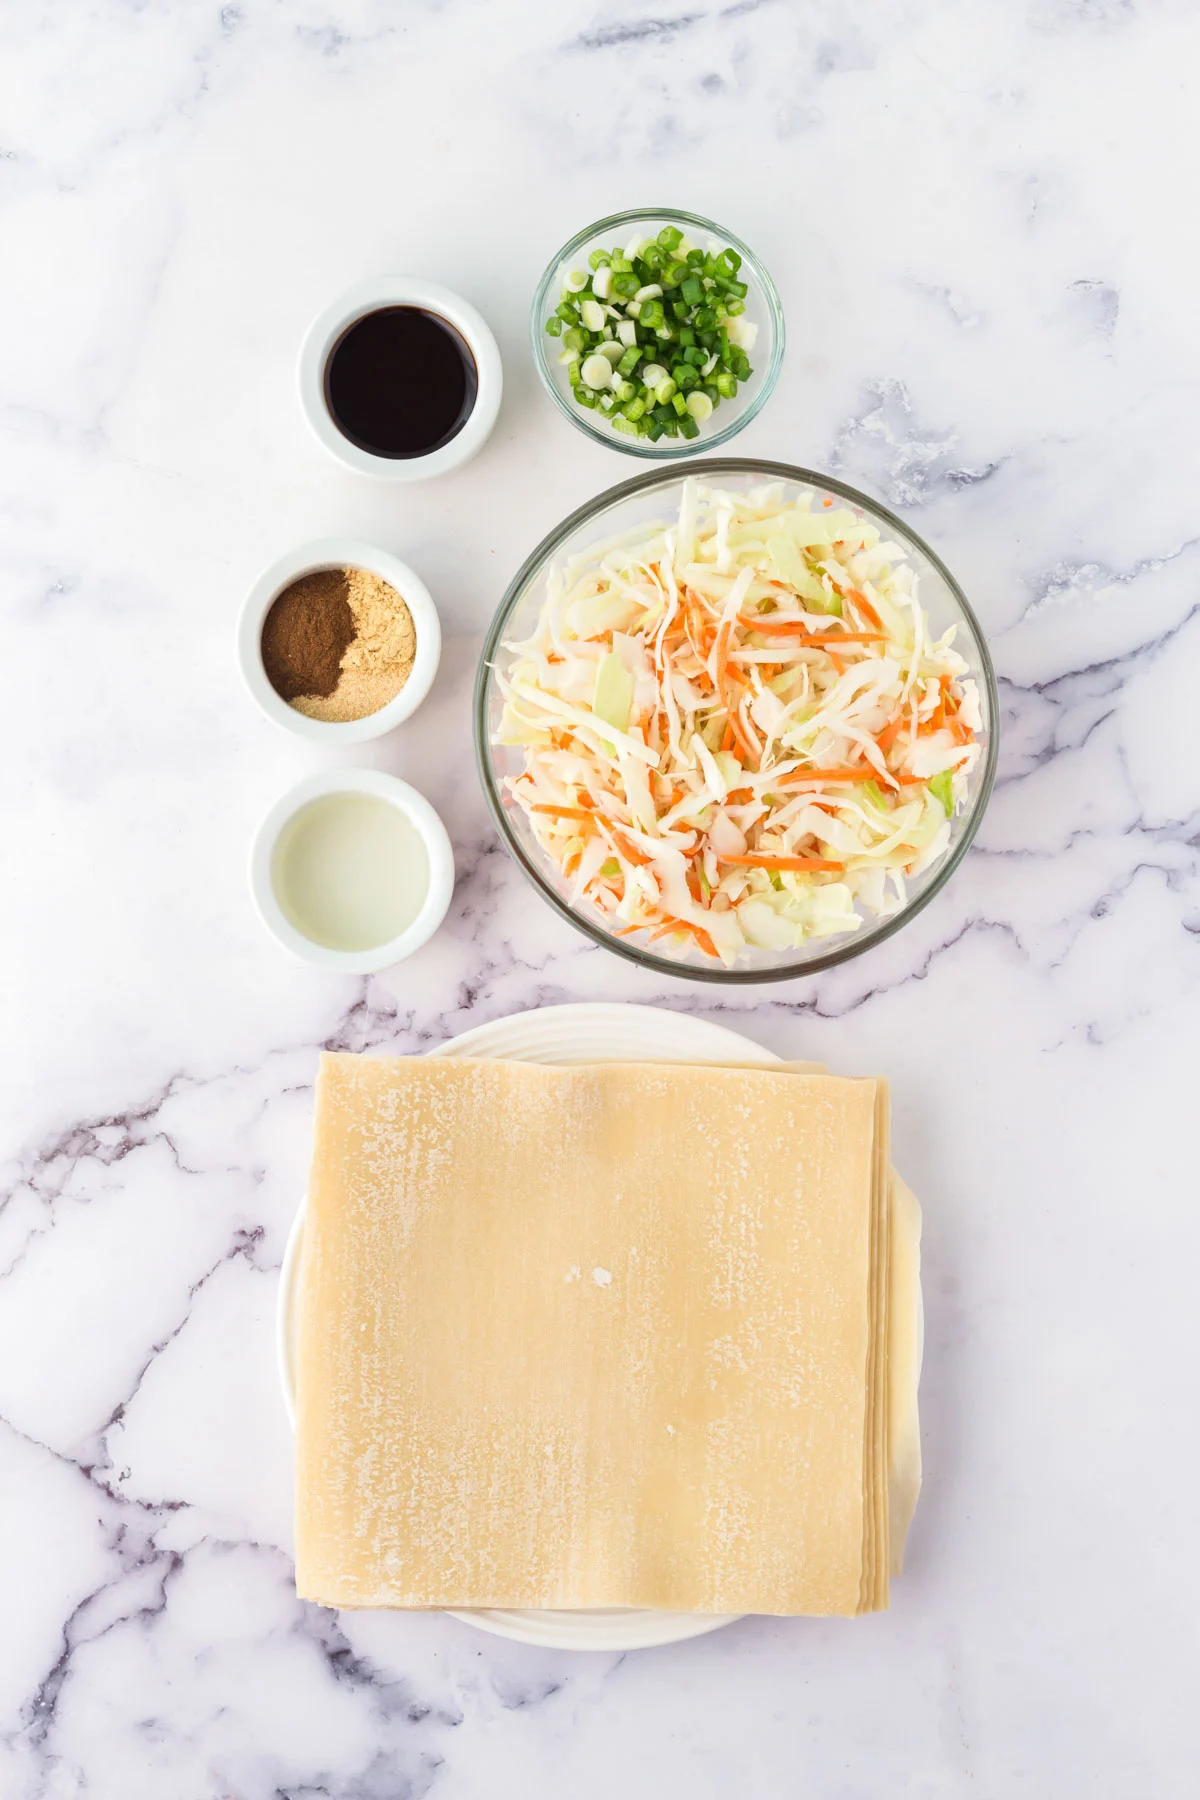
left=530, top=208, right=785, bottom=460
left=475, top=459, right=999, bottom=985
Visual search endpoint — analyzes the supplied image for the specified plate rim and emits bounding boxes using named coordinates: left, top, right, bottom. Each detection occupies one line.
left=279, top=1000, right=780, bottom=1651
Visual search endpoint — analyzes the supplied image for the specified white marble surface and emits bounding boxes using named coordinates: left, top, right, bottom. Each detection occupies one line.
left=2, top=1, right=1199, bottom=1793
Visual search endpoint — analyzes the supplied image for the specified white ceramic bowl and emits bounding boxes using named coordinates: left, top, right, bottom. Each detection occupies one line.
left=250, top=768, right=454, bottom=972
left=238, top=537, right=441, bottom=745
left=298, top=276, right=503, bottom=480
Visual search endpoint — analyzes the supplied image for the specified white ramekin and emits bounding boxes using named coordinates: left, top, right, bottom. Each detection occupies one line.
left=249, top=768, right=455, bottom=972
left=297, top=276, right=503, bottom=480
left=237, top=537, right=441, bottom=745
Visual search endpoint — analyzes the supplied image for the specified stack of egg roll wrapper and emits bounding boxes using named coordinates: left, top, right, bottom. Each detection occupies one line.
left=295, top=1053, right=922, bottom=1616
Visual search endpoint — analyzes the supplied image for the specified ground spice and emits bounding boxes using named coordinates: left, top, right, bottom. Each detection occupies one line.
left=262, top=567, right=417, bottom=723
left=261, top=571, right=355, bottom=702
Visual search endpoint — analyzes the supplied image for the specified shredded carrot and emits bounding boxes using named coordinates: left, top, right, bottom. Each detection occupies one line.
left=779, top=766, right=876, bottom=786
left=609, top=829, right=662, bottom=869
left=529, top=803, right=593, bottom=820
left=847, top=590, right=884, bottom=630
left=714, top=617, right=760, bottom=767
left=720, top=720, right=734, bottom=752
left=689, top=922, right=720, bottom=959
left=875, top=716, right=903, bottom=754
left=719, top=852, right=846, bottom=872
left=647, top=915, right=719, bottom=958
left=738, top=615, right=885, bottom=643
left=827, top=650, right=846, bottom=676
left=725, top=786, right=754, bottom=803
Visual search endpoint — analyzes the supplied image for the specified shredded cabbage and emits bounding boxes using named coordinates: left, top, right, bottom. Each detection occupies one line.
left=494, top=479, right=984, bottom=965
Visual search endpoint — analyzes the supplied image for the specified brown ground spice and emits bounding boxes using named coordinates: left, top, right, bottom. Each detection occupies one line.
left=262, top=567, right=417, bottom=722
left=261, top=571, right=355, bottom=702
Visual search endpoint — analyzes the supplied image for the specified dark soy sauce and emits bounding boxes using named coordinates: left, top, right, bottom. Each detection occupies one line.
left=324, top=307, right=478, bottom=458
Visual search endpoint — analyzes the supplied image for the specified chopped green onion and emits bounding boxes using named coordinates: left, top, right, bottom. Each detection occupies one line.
left=581, top=353, right=613, bottom=390
left=555, top=227, right=760, bottom=443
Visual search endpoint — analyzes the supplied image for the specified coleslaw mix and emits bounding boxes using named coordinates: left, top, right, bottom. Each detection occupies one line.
left=493, top=480, right=983, bottom=965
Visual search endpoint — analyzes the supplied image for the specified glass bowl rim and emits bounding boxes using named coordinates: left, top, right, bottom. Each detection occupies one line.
left=529, top=206, right=786, bottom=462
left=474, top=456, right=1000, bottom=984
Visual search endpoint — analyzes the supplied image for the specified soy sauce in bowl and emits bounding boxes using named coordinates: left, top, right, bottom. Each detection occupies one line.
left=324, top=307, right=478, bottom=459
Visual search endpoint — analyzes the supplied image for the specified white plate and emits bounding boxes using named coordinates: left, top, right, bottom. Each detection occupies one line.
left=278, top=1000, right=781, bottom=1650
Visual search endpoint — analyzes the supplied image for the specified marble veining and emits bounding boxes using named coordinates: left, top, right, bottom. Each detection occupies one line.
left=2, top=0, right=1199, bottom=1795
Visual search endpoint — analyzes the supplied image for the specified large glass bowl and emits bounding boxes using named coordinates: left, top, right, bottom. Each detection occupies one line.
left=530, top=208, right=785, bottom=460
left=474, top=459, right=998, bottom=984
